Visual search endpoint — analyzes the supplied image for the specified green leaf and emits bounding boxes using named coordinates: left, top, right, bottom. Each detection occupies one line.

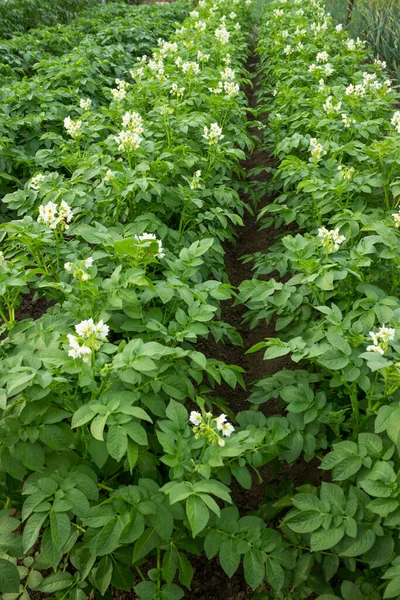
left=133, top=529, right=160, bottom=563
left=204, top=529, right=222, bottom=559
left=166, top=399, right=188, bottom=429
left=107, top=425, right=128, bottom=462
left=90, top=414, right=108, bottom=441
left=17, top=442, right=45, bottom=472
left=38, top=572, right=74, bottom=593
left=111, top=560, right=134, bottom=592
left=311, top=525, right=345, bottom=552
left=292, top=553, right=313, bottom=588
left=323, top=554, right=339, bottom=582
left=23, top=512, right=47, bottom=553
left=71, top=404, right=95, bottom=428
left=124, top=421, right=148, bottom=446
left=186, top=495, right=209, bottom=537
left=219, top=538, right=240, bottom=578
left=93, top=556, right=113, bottom=595
left=384, top=576, right=400, bottom=599
left=161, top=583, right=184, bottom=600
left=265, top=556, right=284, bottom=591
left=162, top=548, right=178, bottom=583
left=0, top=559, right=20, bottom=593
left=135, top=581, right=157, bottom=600
left=50, top=511, right=70, bottom=550
left=177, top=552, right=194, bottom=589
left=339, top=528, right=376, bottom=557
left=243, top=549, right=265, bottom=590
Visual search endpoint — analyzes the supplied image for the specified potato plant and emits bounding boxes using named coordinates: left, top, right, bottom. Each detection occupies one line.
left=236, top=0, right=400, bottom=597
left=0, top=1, right=272, bottom=599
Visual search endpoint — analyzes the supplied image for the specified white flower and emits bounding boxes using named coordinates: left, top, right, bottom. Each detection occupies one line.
left=346, top=39, right=356, bottom=51
left=84, top=257, right=94, bottom=268
left=391, top=111, right=400, bottom=134
left=221, top=422, right=235, bottom=437
left=324, top=63, right=334, bottom=76
left=170, top=83, right=185, bottom=97
left=79, top=98, right=92, bottom=110
left=81, top=273, right=90, bottom=281
left=75, top=318, right=96, bottom=337
left=122, top=111, right=143, bottom=134
left=215, top=25, right=230, bottom=45
left=64, top=116, right=82, bottom=138
left=316, top=51, right=328, bottom=63
left=377, top=327, right=395, bottom=342
left=64, top=262, right=73, bottom=271
left=38, top=200, right=73, bottom=230
left=189, top=9, right=199, bottom=18
left=342, top=113, right=355, bottom=128
left=215, top=414, right=227, bottom=430
left=104, top=169, right=113, bottom=182
left=134, top=232, right=165, bottom=259
left=195, top=20, right=207, bottom=31
left=392, top=211, right=400, bottom=228
left=309, top=137, right=325, bottom=161
left=203, top=123, right=224, bottom=145
left=190, top=170, right=202, bottom=189
left=218, top=438, right=225, bottom=447
left=111, top=79, right=128, bottom=100
left=190, top=411, right=202, bottom=426
left=67, top=334, right=92, bottom=363
left=181, top=61, right=200, bottom=75
left=366, top=345, right=385, bottom=355
left=116, top=130, right=142, bottom=152
left=324, top=96, right=342, bottom=113
left=221, top=67, right=235, bottom=81
left=374, top=58, right=386, bottom=70
left=95, top=320, right=110, bottom=340
left=224, top=81, right=240, bottom=97
left=284, top=45, right=293, bottom=55
left=30, top=173, right=45, bottom=191
left=318, top=227, right=346, bottom=253
left=336, top=24, right=343, bottom=32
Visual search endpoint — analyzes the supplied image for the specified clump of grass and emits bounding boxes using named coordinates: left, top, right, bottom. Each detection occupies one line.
left=325, top=0, right=400, bottom=81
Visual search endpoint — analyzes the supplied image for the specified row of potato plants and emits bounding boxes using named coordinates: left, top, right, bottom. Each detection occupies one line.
left=0, top=1, right=286, bottom=599
left=0, top=0, right=96, bottom=40
left=237, top=0, right=400, bottom=598
left=0, top=1, right=187, bottom=200
left=0, top=3, right=153, bottom=81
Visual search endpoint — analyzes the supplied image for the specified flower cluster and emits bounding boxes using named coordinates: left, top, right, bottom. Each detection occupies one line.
left=190, top=170, right=202, bottom=190
left=203, top=122, right=224, bottom=145
left=111, top=79, right=128, bottom=101
left=316, top=51, right=328, bottom=63
left=366, top=326, right=395, bottom=355
left=171, top=82, right=185, bottom=97
left=317, top=227, right=346, bottom=253
left=189, top=411, right=234, bottom=447
left=79, top=98, right=92, bottom=110
left=309, top=137, right=325, bottom=161
left=134, top=233, right=165, bottom=259
left=30, top=173, right=45, bottom=191
left=341, top=113, right=355, bottom=128
left=391, top=111, right=400, bottom=134
left=148, top=58, right=165, bottom=80
left=215, top=24, right=230, bottom=44
left=38, top=200, right=73, bottom=230
left=392, top=210, right=400, bottom=228
left=122, top=111, right=144, bottom=133
left=116, top=110, right=144, bottom=152
left=64, top=257, right=94, bottom=281
left=338, top=164, right=355, bottom=181
left=64, top=116, right=82, bottom=138
left=116, top=131, right=142, bottom=152
left=181, top=61, right=200, bottom=75
left=323, top=96, right=342, bottom=113
left=67, top=318, right=110, bottom=362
